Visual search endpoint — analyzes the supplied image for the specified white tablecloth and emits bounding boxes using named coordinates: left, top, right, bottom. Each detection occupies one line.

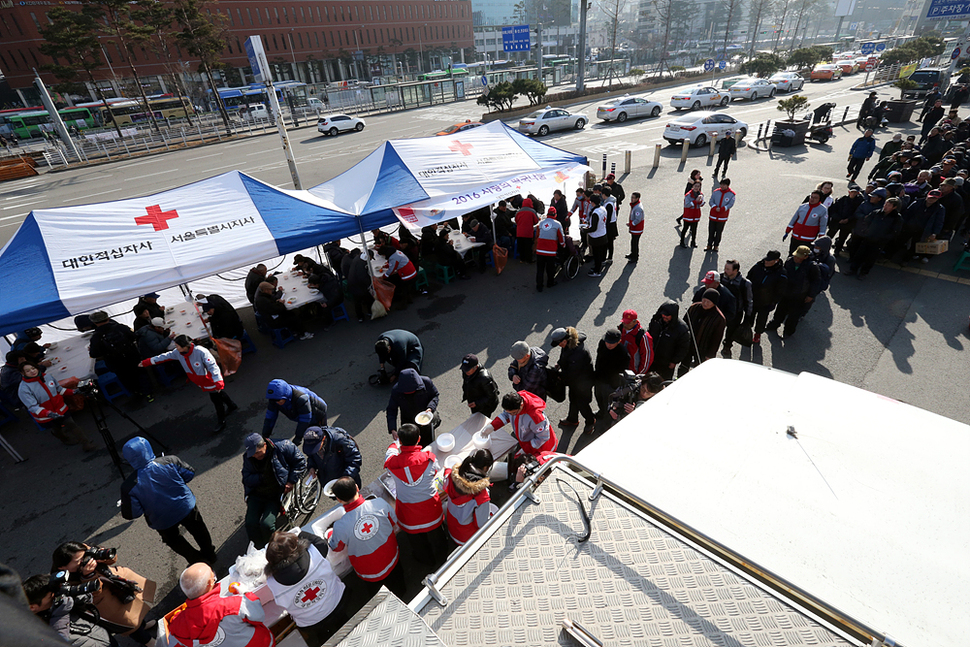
left=161, top=304, right=210, bottom=340
left=45, top=332, right=96, bottom=383
left=430, top=413, right=518, bottom=469
left=275, top=270, right=324, bottom=311
left=449, top=231, right=485, bottom=258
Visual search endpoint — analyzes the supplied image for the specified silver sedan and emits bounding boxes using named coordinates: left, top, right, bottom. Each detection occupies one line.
left=517, top=107, right=587, bottom=136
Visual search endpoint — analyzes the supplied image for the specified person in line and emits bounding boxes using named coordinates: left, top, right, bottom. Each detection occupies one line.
left=626, top=192, right=644, bottom=263
left=713, top=130, right=737, bottom=179
left=386, top=368, right=440, bottom=447
left=766, top=246, right=822, bottom=338
left=783, top=190, right=828, bottom=256
left=846, top=196, right=904, bottom=279
left=264, top=531, right=348, bottom=647
left=679, top=289, right=727, bottom=377
left=328, top=476, right=407, bottom=598
left=88, top=311, right=155, bottom=403
left=534, top=207, right=565, bottom=291
left=245, top=264, right=268, bottom=304
left=889, top=188, right=945, bottom=264
left=584, top=194, right=609, bottom=277
left=460, top=353, right=500, bottom=417
left=486, top=391, right=557, bottom=457
left=647, top=302, right=690, bottom=382
left=617, top=309, right=653, bottom=375
left=120, top=436, right=218, bottom=566
left=880, top=133, right=904, bottom=159
left=241, top=433, right=306, bottom=549
left=592, top=329, right=630, bottom=422
left=141, top=335, right=237, bottom=434
left=443, top=449, right=494, bottom=546
left=379, top=244, right=418, bottom=309
left=692, top=271, right=737, bottom=323
left=344, top=250, right=375, bottom=323
left=302, top=425, right=362, bottom=488
left=920, top=100, right=945, bottom=144
left=166, top=562, right=273, bottom=647
left=515, top=197, right=539, bottom=262
left=384, top=423, right=449, bottom=567
left=551, top=327, right=595, bottom=434
left=375, top=329, right=423, bottom=381
left=827, top=184, right=865, bottom=255
left=847, top=129, right=876, bottom=182
left=705, top=178, right=736, bottom=252
left=18, top=361, right=97, bottom=452
left=719, top=260, right=753, bottom=358
left=254, top=282, right=314, bottom=340
left=508, top=340, right=548, bottom=401
left=918, top=88, right=942, bottom=122
left=746, top=250, right=788, bottom=345
left=261, top=378, right=328, bottom=445
left=680, top=181, right=704, bottom=249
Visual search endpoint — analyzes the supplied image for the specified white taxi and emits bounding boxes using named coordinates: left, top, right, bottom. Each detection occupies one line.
left=663, top=111, right=748, bottom=147
left=670, top=86, right=729, bottom=111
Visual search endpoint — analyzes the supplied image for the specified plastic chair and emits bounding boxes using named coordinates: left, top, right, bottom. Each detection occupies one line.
left=240, top=329, right=257, bottom=355
left=153, top=361, right=185, bottom=388
left=435, top=264, right=456, bottom=285
left=415, top=267, right=430, bottom=292
left=97, top=370, right=131, bottom=404
left=953, top=250, right=970, bottom=272
left=330, top=303, right=350, bottom=324
left=253, top=311, right=271, bottom=334
left=270, top=327, right=297, bottom=349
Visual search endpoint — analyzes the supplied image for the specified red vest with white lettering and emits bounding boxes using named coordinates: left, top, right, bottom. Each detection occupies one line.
left=266, top=545, right=345, bottom=628
left=444, top=469, right=491, bottom=545
left=328, top=497, right=399, bottom=582
left=383, top=444, right=444, bottom=533
left=385, top=250, right=416, bottom=281
left=789, top=203, right=828, bottom=241
left=534, top=217, right=565, bottom=256
left=708, top=188, right=736, bottom=222
left=682, top=192, right=704, bottom=223
left=142, top=345, right=223, bottom=391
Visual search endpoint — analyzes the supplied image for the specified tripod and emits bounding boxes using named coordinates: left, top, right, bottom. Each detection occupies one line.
left=83, top=384, right=167, bottom=479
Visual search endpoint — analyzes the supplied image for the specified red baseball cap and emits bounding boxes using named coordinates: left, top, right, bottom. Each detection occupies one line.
left=622, top=309, right=637, bottom=322
left=702, top=270, right=719, bottom=285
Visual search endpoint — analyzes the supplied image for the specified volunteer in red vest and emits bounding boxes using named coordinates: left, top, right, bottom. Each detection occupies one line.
left=166, top=562, right=273, bottom=647
left=617, top=309, right=653, bottom=375
left=626, top=192, right=644, bottom=263
left=444, top=448, right=494, bottom=545
left=379, top=244, right=417, bottom=308
left=485, top=391, right=557, bottom=457
left=680, top=181, right=705, bottom=248
left=383, top=423, right=448, bottom=566
left=327, top=476, right=407, bottom=598
left=264, top=530, right=348, bottom=647
left=784, top=190, right=829, bottom=255
left=534, top=207, right=565, bottom=292
left=17, top=361, right=96, bottom=451
left=141, top=335, right=237, bottom=433
left=705, top=178, right=736, bottom=252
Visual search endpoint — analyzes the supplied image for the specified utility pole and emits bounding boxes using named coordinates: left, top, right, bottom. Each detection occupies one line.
left=577, top=1, right=589, bottom=91
left=537, top=23, right=543, bottom=83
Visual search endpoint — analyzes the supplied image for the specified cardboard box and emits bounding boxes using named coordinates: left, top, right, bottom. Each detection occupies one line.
left=915, top=240, right=948, bottom=255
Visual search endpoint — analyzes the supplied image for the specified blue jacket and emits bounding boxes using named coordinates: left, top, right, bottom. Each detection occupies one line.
left=262, top=379, right=328, bottom=441
left=242, top=438, right=306, bottom=497
left=849, top=135, right=876, bottom=159
left=902, top=198, right=946, bottom=240
left=386, top=368, right=439, bottom=432
left=120, top=437, right=196, bottom=530
left=304, top=426, right=363, bottom=487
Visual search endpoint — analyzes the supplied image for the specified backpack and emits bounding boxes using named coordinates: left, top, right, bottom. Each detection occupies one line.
left=99, top=324, right=138, bottom=362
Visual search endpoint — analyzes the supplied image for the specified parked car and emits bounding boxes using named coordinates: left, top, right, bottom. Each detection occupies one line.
left=810, top=64, right=843, bottom=82
left=719, top=76, right=748, bottom=90
left=317, top=113, right=365, bottom=135
left=729, top=78, right=777, bottom=101
left=517, top=106, right=587, bottom=135
left=663, top=111, right=748, bottom=147
left=670, top=86, right=729, bottom=110
left=238, top=104, right=270, bottom=121
left=836, top=60, right=859, bottom=75
left=769, top=72, right=806, bottom=92
left=435, top=121, right=483, bottom=136
left=903, top=68, right=950, bottom=98
left=596, top=95, right=663, bottom=122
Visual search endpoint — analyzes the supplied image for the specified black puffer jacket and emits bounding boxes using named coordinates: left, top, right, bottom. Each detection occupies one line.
left=461, top=366, right=500, bottom=417
left=593, top=339, right=630, bottom=389
left=557, top=331, right=594, bottom=392
left=746, top=260, right=788, bottom=308
left=647, top=302, right=691, bottom=368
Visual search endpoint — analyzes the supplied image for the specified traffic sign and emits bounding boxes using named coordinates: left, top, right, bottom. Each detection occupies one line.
left=481, top=75, right=488, bottom=86
left=926, top=0, right=970, bottom=21
left=875, top=42, right=886, bottom=52
left=704, top=58, right=715, bottom=72
left=719, top=60, right=727, bottom=70
left=860, top=42, right=875, bottom=55
left=502, top=25, right=531, bottom=52
left=952, top=47, right=962, bottom=61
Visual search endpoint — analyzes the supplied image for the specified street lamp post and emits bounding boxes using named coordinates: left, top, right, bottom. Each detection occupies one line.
left=418, top=26, right=424, bottom=74
left=287, top=30, right=299, bottom=82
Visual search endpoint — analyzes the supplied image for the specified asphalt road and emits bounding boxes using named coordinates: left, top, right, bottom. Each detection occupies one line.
left=2, top=72, right=969, bottom=628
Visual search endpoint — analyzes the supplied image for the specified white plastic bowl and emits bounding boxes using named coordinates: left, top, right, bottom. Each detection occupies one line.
left=436, top=432, right=455, bottom=452
left=323, top=479, right=339, bottom=499
left=414, top=411, right=433, bottom=426
left=445, top=455, right=461, bottom=470
left=472, top=432, right=491, bottom=450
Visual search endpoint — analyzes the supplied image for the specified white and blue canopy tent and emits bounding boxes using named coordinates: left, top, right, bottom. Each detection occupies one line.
left=0, top=120, right=588, bottom=336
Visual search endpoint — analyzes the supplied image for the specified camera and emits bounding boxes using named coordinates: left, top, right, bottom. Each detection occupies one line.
left=608, top=370, right=643, bottom=415
left=83, top=546, right=116, bottom=563
left=49, top=571, right=101, bottom=597
left=75, top=379, right=100, bottom=398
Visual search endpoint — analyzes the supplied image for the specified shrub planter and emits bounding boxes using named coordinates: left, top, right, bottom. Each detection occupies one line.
left=771, top=119, right=810, bottom=147
left=884, top=99, right=918, bottom=123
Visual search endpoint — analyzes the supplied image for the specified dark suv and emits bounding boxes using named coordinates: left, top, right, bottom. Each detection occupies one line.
left=903, top=68, right=950, bottom=98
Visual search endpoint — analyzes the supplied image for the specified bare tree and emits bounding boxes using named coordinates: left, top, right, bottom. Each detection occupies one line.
left=787, top=0, right=812, bottom=50
left=771, top=0, right=793, bottom=51
left=747, top=0, right=774, bottom=56
left=602, top=0, right=627, bottom=85
left=652, top=0, right=675, bottom=76
left=720, top=0, right=743, bottom=60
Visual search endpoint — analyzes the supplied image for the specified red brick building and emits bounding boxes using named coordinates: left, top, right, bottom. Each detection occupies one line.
left=0, top=0, right=474, bottom=102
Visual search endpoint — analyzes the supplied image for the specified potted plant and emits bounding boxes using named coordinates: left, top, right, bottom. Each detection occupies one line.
left=884, top=79, right=919, bottom=122
left=773, top=95, right=811, bottom=146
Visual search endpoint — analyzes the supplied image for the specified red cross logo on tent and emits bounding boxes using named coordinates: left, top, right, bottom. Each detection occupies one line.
left=135, top=205, right=179, bottom=231
left=448, top=140, right=474, bottom=156
left=301, top=587, right=320, bottom=603
left=361, top=522, right=373, bottom=534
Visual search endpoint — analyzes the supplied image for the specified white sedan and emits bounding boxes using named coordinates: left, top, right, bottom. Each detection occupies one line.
left=663, top=111, right=748, bottom=147
left=596, top=95, right=663, bottom=122
left=729, top=78, right=777, bottom=101
left=517, top=107, right=587, bottom=135
left=769, top=72, right=805, bottom=92
left=670, top=86, right=729, bottom=111
left=317, top=113, right=365, bottom=135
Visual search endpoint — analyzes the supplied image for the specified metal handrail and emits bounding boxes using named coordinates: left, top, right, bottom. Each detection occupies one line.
left=415, top=453, right=893, bottom=647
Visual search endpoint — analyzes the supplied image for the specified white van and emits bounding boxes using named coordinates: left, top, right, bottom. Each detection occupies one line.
left=238, top=104, right=270, bottom=121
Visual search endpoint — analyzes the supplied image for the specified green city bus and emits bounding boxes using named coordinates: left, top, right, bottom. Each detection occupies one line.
left=4, top=107, right=95, bottom=139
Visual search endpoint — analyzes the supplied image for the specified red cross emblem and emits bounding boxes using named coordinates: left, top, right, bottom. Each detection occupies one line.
left=301, top=587, right=320, bottom=603
left=361, top=522, right=373, bottom=534
left=448, top=140, right=474, bottom=156
left=135, top=205, right=179, bottom=231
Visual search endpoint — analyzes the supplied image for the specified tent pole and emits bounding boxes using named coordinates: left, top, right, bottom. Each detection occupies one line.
left=354, top=220, right=379, bottom=283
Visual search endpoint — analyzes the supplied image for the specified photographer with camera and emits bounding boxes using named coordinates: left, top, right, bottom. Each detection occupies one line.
left=24, top=573, right=115, bottom=647
left=608, top=372, right=665, bottom=424
left=49, top=542, right=155, bottom=645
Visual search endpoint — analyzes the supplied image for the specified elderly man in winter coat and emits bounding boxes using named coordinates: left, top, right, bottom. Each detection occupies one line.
left=261, top=378, right=328, bottom=445
left=460, top=354, right=500, bottom=417
left=508, top=340, right=549, bottom=400
left=551, top=327, right=595, bottom=433
left=679, top=289, right=727, bottom=376
left=302, top=425, right=362, bottom=488
left=121, top=437, right=217, bottom=566
left=241, top=433, right=306, bottom=549
left=375, top=329, right=423, bottom=381
left=647, top=302, right=690, bottom=382
left=747, top=251, right=788, bottom=344
left=766, top=247, right=822, bottom=338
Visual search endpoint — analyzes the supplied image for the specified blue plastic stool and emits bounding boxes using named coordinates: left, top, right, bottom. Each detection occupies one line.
left=330, top=303, right=350, bottom=324
left=435, top=264, right=456, bottom=284
left=254, top=311, right=271, bottom=334
left=97, top=370, right=131, bottom=404
left=271, top=327, right=297, bottom=349
left=415, top=267, right=430, bottom=292
left=153, top=361, right=185, bottom=388
left=953, top=250, right=970, bottom=272
left=484, top=249, right=495, bottom=268
left=0, top=401, right=16, bottom=426
left=241, top=329, right=257, bottom=355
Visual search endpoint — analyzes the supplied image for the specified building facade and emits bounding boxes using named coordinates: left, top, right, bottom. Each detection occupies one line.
left=0, top=0, right=473, bottom=104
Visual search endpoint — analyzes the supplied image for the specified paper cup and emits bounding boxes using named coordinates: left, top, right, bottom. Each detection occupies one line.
left=435, top=432, right=455, bottom=453
left=415, top=411, right=433, bottom=426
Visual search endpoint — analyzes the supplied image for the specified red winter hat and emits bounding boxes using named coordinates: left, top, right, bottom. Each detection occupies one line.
left=622, top=309, right=637, bottom=322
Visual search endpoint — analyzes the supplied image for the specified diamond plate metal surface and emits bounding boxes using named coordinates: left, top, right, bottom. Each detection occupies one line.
left=418, top=470, right=855, bottom=647
left=329, top=589, right=448, bottom=647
